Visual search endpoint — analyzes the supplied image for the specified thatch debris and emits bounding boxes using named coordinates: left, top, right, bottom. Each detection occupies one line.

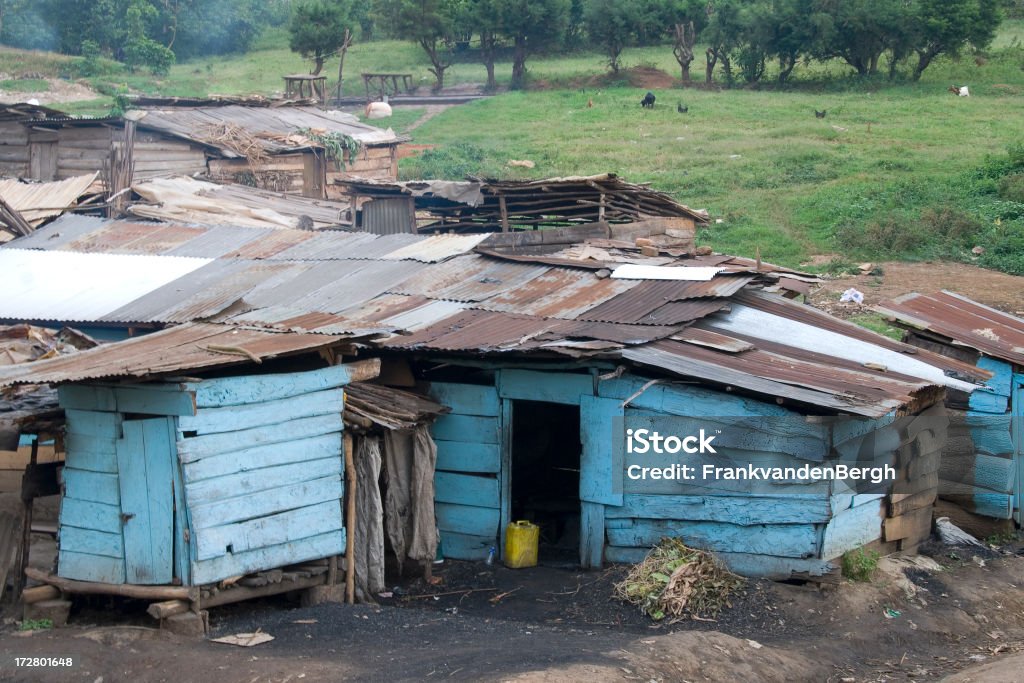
left=614, top=538, right=744, bottom=621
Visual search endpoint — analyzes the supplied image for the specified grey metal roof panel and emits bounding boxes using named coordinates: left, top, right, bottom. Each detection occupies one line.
left=165, top=225, right=274, bottom=258
left=2, top=214, right=106, bottom=251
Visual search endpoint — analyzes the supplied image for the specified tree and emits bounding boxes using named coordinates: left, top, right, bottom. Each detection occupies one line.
left=498, top=0, right=570, bottom=89
left=662, top=0, right=708, bottom=83
left=909, top=0, right=1000, bottom=80
left=467, top=0, right=504, bottom=91
left=389, top=0, right=462, bottom=92
left=289, top=0, right=352, bottom=76
left=702, top=0, right=744, bottom=85
left=585, top=0, right=647, bottom=73
left=812, top=0, right=911, bottom=77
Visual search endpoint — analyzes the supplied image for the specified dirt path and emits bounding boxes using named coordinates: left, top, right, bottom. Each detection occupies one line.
left=403, top=105, right=454, bottom=133
left=3, top=548, right=1024, bottom=682
left=810, top=260, right=1024, bottom=318
left=0, top=76, right=99, bottom=105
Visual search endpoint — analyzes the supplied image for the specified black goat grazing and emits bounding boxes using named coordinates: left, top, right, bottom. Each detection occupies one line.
left=815, top=109, right=827, bottom=118
left=641, top=91, right=656, bottom=108
left=677, top=102, right=688, bottom=113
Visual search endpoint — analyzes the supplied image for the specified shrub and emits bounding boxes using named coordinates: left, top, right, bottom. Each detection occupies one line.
left=841, top=548, right=880, bottom=582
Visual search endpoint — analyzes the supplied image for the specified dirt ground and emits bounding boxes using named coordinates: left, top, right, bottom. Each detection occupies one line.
left=0, top=76, right=99, bottom=105
left=2, top=541, right=1024, bottom=682
left=809, top=260, right=1024, bottom=318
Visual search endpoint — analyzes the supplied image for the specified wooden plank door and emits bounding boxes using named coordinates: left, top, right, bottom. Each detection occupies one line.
left=1014, top=376, right=1023, bottom=525
left=579, top=395, right=624, bottom=568
left=116, top=418, right=175, bottom=584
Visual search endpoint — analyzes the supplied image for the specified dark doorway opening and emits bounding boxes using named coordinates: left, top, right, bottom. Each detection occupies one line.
left=510, top=400, right=581, bottom=565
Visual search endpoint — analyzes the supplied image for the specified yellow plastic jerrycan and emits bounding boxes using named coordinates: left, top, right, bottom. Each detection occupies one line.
left=504, top=520, right=539, bottom=569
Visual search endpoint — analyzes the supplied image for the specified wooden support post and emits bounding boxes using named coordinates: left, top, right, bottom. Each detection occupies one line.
left=327, top=555, right=338, bottom=586
left=498, top=194, right=510, bottom=233
left=598, top=193, right=606, bottom=222
left=25, top=567, right=197, bottom=601
left=12, top=439, right=38, bottom=602
left=21, top=585, right=60, bottom=604
left=344, top=431, right=356, bottom=604
left=147, top=599, right=190, bottom=620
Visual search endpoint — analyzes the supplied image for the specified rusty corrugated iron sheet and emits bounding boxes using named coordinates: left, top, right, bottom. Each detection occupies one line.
left=578, top=277, right=750, bottom=324
left=0, top=323, right=350, bottom=386
left=0, top=173, right=99, bottom=228
left=874, top=291, right=1024, bottom=368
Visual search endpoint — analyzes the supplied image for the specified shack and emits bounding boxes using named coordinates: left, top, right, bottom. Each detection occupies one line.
left=3, top=99, right=405, bottom=199
left=875, top=292, right=1024, bottom=526
left=0, top=222, right=996, bottom=585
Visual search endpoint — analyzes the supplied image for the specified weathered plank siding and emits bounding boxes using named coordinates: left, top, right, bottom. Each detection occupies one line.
left=55, top=364, right=355, bottom=586
left=428, top=382, right=502, bottom=560
left=940, top=357, right=1016, bottom=519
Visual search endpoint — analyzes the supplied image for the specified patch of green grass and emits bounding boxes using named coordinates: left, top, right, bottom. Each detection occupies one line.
left=842, top=548, right=880, bottom=582
left=848, top=313, right=905, bottom=341
left=0, top=78, right=49, bottom=91
left=18, top=618, right=52, bottom=631
left=354, top=106, right=426, bottom=135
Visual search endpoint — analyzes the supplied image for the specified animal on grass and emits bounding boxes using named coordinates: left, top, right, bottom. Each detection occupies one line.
left=948, top=84, right=970, bottom=97
left=587, top=97, right=593, bottom=108
left=677, top=102, right=688, bottom=114
left=815, top=109, right=827, bottom=118
left=365, top=100, right=393, bottom=119
left=641, top=91, right=656, bottom=108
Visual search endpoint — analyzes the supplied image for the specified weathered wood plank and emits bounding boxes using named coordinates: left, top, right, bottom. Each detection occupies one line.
left=178, top=389, right=343, bottom=435
left=65, top=434, right=118, bottom=473
left=191, top=529, right=344, bottom=585
left=939, top=453, right=1012, bottom=494
left=64, top=409, right=121, bottom=438
left=580, top=501, right=604, bottom=569
left=60, top=498, right=121, bottom=535
left=184, top=432, right=341, bottom=483
left=117, top=419, right=174, bottom=584
left=820, top=499, right=884, bottom=559
left=599, top=375, right=792, bottom=417
left=194, top=500, right=343, bottom=561
left=605, top=519, right=819, bottom=558
left=62, top=469, right=120, bottom=505
left=59, top=526, right=123, bottom=559
left=177, top=413, right=343, bottom=460
left=883, top=507, right=934, bottom=542
left=435, top=502, right=500, bottom=538
left=604, top=546, right=836, bottom=579
left=888, top=491, right=937, bottom=520
left=604, top=494, right=832, bottom=525
left=190, top=363, right=377, bottom=408
left=431, top=415, right=499, bottom=445
left=57, top=549, right=126, bottom=584
left=434, top=471, right=500, bottom=509
left=189, top=475, right=343, bottom=529
left=435, top=440, right=500, bottom=474
left=498, top=370, right=592, bottom=405
left=939, top=491, right=1013, bottom=519
left=970, top=390, right=1009, bottom=414
left=61, top=384, right=196, bottom=416
left=428, top=382, right=500, bottom=417
left=580, top=395, right=624, bottom=506
left=185, top=456, right=342, bottom=505
left=167, top=419, right=191, bottom=585
left=439, top=530, right=493, bottom=561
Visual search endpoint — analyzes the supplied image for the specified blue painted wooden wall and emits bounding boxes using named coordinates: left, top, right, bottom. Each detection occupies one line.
left=939, top=356, right=1017, bottom=519
left=57, top=364, right=356, bottom=586
left=427, top=382, right=502, bottom=561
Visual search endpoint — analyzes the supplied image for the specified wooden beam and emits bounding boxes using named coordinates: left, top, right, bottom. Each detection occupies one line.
left=201, top=574, right=327, bottom=609
left=25, top=567, right=197, bottom=601
left=344, top=431, right=356, bottom=604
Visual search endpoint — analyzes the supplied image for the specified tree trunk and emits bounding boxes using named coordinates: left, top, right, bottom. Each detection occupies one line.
left=420, top=38, right=448, bottom=92
left=673, top=22, right=695, bottom=84
left=778, top=54, right=796, bottom=83
left=912, top=48, right=938, bottom=81
left=511, top=36, right=528, bottom=90
left=481, top=31, right=497, bottom=91
left=312, top=56, right=324, bottom=76
left=705, top=47, right=718, bottom=84
left=336, top=28, right=352, bottom=100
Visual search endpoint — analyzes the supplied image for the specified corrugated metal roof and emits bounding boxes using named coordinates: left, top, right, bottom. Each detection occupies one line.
left=0, top=323, right=349, bottom=386
left=0, top=173, right=99, bottom=227
left=0, top=249, right=212, bottom=322
left=874, top=291, right=1024, bottom=368
left=578, top=278, right=751, bottom=324
left=381, top=234, right=492, bottom=263
left=133, top=105, right=401, bottom=156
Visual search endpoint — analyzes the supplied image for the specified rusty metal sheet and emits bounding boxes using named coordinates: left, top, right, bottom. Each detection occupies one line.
left=388, top=255, right=551, bottom=302
left=736, top=289, right=992, bottom=382
left=224, top=228, right=316, bottom=259
left=622, top=339, right=926, bottom=418
left=476, top=268, right=639, bottom=319
left=672, top=327, right=755, bottom=353
left=875, top=291, right=1024, bottom=368
left=382, top=309, right=563, bottom=352
left=271, top=231, right=381, bottom=260
left=0, top=173, right=98, bottom=227
left=66, top=221, right=208, bottom=255
left=381, top=233, right=491, bottom=263
left=577, top=277, right=751, bottom=324
left=4, top=214, right=107, bottom=251
left=0, top=323, right=350, bottom=387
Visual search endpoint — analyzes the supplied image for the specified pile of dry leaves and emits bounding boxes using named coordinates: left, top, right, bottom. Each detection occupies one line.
left=615, top=538, right=744, bottom=621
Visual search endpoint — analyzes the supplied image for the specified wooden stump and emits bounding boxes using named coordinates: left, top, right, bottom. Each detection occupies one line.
left=162, top=610, right=209, bottom=637
left=23, top=599, right=71, bottom=627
